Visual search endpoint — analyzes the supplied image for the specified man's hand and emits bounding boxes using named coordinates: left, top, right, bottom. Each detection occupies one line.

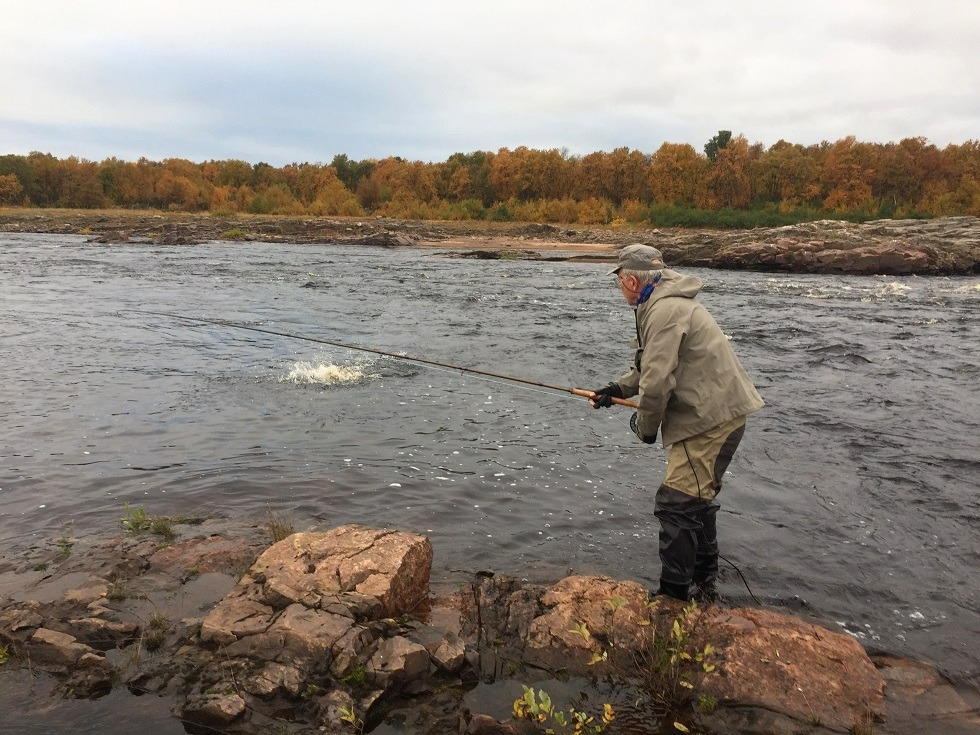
left=589, top=382, right=624, bottom=409
left=630, top=413, right=657, bottom=443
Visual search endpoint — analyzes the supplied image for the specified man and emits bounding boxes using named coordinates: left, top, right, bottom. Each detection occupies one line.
left=590, top=244, right=764, bottom=602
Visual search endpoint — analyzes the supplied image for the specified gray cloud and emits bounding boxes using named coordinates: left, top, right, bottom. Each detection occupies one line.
left=3, top=0, right=978, bottom=164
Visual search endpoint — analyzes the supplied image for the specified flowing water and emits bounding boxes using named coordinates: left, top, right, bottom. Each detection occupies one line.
left=2, top=233, right=978, bottom=702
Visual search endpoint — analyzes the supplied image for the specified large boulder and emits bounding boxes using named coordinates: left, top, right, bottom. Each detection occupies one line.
left=246, top=525, right=432, bottom=617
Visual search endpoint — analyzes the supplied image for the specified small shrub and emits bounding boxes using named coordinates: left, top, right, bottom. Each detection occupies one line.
left=144, top=628, right=166, bottom=651
left=303, top=683, right=322, bottom=699
left=32, top=562, right=49, bottom=572
left=487, top=203, right=515, bottom=221
left=149, top=517, right=176, bottom=540
left=0, top=645, right=9, bottom=665
left=340, top=663, right=367, bottom=688
left=120, top=504, right=151, bottom=533
left=120, top=504, right=178, bottom=539
left=107, top=582, right=127, bottom=601
left=56, top=538, right=73, bottom=557
left=220, top=228, right=247, bottom=240
left=265, top=511, right=294, bottom=543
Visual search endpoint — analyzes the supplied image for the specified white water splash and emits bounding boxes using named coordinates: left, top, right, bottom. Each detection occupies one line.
left=861, top=281, right=912, bottom=302
left=281, top=361, right=364, bottom=385
left=951, top=283, right=980, bottom=293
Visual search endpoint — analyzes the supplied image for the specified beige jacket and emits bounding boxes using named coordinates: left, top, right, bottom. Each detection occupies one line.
left=616, top=269, right=764, bottom=446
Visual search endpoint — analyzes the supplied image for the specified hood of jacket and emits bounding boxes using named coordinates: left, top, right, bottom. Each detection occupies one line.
left=641, top=268, right=702, bottom=307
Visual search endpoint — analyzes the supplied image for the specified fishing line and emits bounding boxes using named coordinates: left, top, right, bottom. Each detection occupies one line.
left=135, top=310, right=637, bottom=408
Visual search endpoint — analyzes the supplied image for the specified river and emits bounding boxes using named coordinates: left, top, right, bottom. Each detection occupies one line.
left=2, top=232, right=978, bottom=687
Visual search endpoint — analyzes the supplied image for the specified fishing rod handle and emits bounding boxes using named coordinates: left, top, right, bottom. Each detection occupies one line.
left=571, top=388, right=638, bottom=409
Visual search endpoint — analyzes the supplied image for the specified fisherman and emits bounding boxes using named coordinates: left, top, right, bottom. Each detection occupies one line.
left=589, top=244, right=764, bottom=602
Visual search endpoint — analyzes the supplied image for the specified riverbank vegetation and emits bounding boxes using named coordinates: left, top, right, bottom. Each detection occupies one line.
left=1, top=133, right=978, bottom=228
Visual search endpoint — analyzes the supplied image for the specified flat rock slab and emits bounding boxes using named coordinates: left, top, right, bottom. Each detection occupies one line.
left=702, top=607, right=885, bottom=732
left=472, top=574, right=887, bottom=734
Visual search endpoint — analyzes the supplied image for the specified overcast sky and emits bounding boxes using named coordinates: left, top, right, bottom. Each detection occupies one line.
left=3, top=0, right=978, bottom=165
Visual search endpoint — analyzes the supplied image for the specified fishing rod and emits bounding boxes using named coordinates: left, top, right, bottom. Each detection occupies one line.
left=137, top=310, right=638, bottom=408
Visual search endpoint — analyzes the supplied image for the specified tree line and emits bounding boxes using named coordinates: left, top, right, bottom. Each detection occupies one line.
left=1, top=132, right=978, bottom=228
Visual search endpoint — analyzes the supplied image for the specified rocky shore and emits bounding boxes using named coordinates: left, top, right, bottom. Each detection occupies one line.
left=1, top=208, right=979, bottom=275
left=1, top=518, right=977, bottom=734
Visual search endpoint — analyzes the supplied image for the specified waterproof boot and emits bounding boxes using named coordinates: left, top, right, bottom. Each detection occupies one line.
left=655, top=578, right=690, bottom=602
left=691, top=579, right=719, bottom=605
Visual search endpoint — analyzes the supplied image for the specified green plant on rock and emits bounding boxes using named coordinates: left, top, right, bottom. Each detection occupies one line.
left=220, top=228, right=246, bottom=240
left=149, top=517, right=176, bottom=540
left=339, top=704, right=364, bottom=732
left=302, top=683, right=323, bottom=699
left=695, top=694, right=717, bottom=714
left=340, top=663, right=367, bottom=688
left=634, top=599, right=717, bottom=708
left=512, top=685, right=616, bottom=734
left=143, top=614, right=169, bottom=651
left=0, top=645, right=10, bottom=665
left=120, top=504, right=178, bottom=539
left=265, top=510, right=294, bottom=543
left=56, top=538, right=73, bottom=557
left=120, top=504, right=151, bottom=533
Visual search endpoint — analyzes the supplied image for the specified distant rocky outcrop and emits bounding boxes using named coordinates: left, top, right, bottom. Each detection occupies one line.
left=663, top=217, right=980, bottom=275
left=3, top=521, right=977, bottom=734
left=2, top=210, right=978, bottom=274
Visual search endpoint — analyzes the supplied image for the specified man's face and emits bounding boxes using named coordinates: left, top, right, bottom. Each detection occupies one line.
left=618, top=274, right=641, bottom=306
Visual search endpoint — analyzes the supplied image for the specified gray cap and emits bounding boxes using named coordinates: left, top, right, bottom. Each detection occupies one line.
left=605, top=243, right=665, bottom=275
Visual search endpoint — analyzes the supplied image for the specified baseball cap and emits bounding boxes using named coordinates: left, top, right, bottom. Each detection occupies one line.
left=605, top=243, right=665, bottom=275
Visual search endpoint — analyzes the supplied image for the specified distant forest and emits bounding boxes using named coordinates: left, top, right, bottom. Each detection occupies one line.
left=2, top=132, right=978, bottom=228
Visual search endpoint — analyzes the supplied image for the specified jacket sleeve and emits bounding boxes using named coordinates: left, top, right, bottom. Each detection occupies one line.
left=632, top=302, right=686, bottom=441
left=616, top=338, right=641, bottom=398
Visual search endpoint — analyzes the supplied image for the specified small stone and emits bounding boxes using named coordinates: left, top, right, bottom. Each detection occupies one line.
left=200, top=595, right=273, bottom=646
left=245, top=662, right=304, bottom=698
left=182, top=694, right=246, bottom=727
left=432, top=637, right=465, bottom=673
left=29, top=628, right=95, bottom=668
left=63, top=583, right=109, bottom=606
left=367, top=636, right=430, bottom=689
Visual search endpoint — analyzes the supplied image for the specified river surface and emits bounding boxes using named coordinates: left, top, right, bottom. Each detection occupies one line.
left=2, top=233, right=978, bottom=692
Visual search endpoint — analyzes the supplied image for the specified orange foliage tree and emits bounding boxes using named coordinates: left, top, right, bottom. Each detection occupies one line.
left=2, top=135, right=979, bottom=222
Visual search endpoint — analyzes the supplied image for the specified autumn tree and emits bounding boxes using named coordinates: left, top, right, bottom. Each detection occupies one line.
left=821, top=137, right=876, bottom=211
left=649, top=143, right=709, bottom=207
left=330, top=154, right=375, bottom=192
left=704, top=130, right=732, bottom=162
left=707, top=135, right=755, bottom=209
left=753, top=140, right=820, bottom=207
left=0, top=173, right=24, bottom=204
left=0, top=155, right=34, bottom=202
